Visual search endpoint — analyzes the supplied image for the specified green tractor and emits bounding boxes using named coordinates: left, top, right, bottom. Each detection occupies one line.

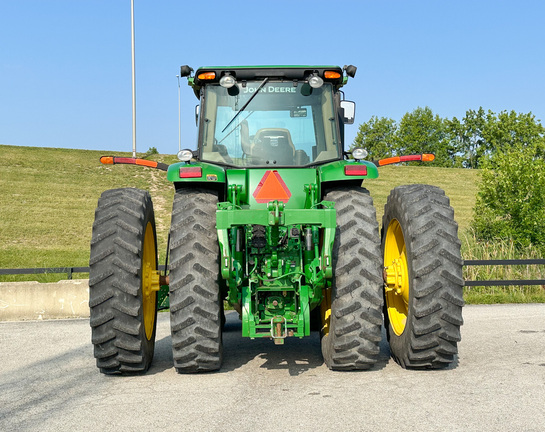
left=89, top=65, right=464, bottom=374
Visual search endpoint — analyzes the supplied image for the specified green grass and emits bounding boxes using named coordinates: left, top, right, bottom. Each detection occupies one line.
left=1, top=145, right=543, bottom=303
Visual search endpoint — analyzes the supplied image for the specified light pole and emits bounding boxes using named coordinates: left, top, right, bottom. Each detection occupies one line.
left=131, top=0, right=137, bottom=158
left=177, top=75, right=181, bottom=153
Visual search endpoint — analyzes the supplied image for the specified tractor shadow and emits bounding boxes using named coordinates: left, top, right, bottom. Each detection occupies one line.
left=220, top=311, right=391, bottom=375
left=148, top=311, right=391, bottom=375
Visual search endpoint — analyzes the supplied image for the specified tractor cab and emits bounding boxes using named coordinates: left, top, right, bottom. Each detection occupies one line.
left=183, top=66, right=356, bottom=167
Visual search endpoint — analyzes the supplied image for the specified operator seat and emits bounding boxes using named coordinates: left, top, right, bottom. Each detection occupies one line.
left=252, top=128, right=295, bottom=166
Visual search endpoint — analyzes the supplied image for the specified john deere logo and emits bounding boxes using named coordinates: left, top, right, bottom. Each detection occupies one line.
left=253, top=170, right=291, bottom=203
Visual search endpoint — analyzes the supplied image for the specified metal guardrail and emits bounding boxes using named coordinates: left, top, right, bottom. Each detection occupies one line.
left=463, top=259, right=545, bottom=287
left=1, top=261, right=544, bottom=286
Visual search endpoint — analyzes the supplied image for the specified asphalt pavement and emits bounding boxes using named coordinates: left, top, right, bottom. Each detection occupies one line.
left=1, top=304, right=544, bottom=432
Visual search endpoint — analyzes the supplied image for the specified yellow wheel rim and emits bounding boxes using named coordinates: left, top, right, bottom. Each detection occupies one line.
left=142, top=222, right=159, bottom=341
left=384, top=219, right=409, bottom=336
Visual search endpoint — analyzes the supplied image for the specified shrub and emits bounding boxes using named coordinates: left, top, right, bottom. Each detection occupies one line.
left=143, top=147, right=159, bottom=158
left=472, top=145, right=545, bottom=250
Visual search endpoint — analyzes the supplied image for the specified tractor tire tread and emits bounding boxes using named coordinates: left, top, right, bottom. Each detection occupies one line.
left=169, top=188, right=223, bottom=373
left=89, top=188, right=157, bottom=375
left=321, top=187, right=383, bottom=371
left=382, top=184, right=464, bottom=369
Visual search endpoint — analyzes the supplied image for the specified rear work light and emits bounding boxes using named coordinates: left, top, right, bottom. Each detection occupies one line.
left=179, top=166, right=202, bottom=178
left=344, top=164, right=368, bottom=176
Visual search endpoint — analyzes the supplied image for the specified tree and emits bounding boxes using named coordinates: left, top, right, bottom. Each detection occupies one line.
left=395, top=107, right=454, bottom=167
left=351, top=116, right=397, bottom=160
left=454, top=107, right=491, bottom=169
left=352, top=107, right=545, bottom=168
left=484, top=110, right=545, bottom=156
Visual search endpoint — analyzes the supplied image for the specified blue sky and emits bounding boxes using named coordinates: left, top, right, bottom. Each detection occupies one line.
left=1, top=1, right=544, bottom=154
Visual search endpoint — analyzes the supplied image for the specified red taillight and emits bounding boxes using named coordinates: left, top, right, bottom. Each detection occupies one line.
left=179, top=166, right=202, bottom=178
left=344, top=165, right=368, bottom=176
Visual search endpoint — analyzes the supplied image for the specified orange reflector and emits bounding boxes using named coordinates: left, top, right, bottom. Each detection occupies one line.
left=100, top=156, right=114, bottom=165
left=344, top=164, right=367, bottom=176
left=422, top=153, right=435, bottom=162
left=179, top=166, right=202, bottom=178
left=324, top=71, right=341, bottom=79
left=253, top=170, right=291, bottom=204
left=135, top=159, right=158, bottom=168
left=378, top=156, right=401, bottom=166
left=197, top=72, right=216, bottom=80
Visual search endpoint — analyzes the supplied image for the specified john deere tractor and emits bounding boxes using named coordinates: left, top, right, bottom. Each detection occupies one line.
left=89, top=65, right=464, bottom=374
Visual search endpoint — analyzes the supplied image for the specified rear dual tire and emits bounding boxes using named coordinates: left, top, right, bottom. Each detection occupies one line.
left=321, top=187, right=384, bottom=370
left=382, top=185, right=464, bottom=368
left=169, top=188, right=223, bottom=373
left=89, top=188, right=158, bottom=374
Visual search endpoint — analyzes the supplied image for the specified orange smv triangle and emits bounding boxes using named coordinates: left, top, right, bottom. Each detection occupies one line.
left=253, top=170, right=292, bottom=203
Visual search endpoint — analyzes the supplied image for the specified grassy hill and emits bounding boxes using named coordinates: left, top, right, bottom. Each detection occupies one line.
left=1, top=145, right=176, bottom=276
left=1, top=144, right=543, bottom=303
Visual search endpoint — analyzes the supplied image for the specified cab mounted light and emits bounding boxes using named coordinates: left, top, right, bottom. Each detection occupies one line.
left=324, top=71, right=342, bottom=79
left=308, top=74, right=324, bottom=88
left=219, top=74, right=236, bottom=88
left=197, top=71, right=216, bottom=80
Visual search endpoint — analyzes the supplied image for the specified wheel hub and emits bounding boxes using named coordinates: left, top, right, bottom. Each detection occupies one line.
left=385, top=258, right=407, bottom=296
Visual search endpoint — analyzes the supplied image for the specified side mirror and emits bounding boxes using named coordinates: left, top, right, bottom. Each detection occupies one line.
left=195, top=105, right=200, bottom=126
left=341, top=100, right=356, bottom=125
